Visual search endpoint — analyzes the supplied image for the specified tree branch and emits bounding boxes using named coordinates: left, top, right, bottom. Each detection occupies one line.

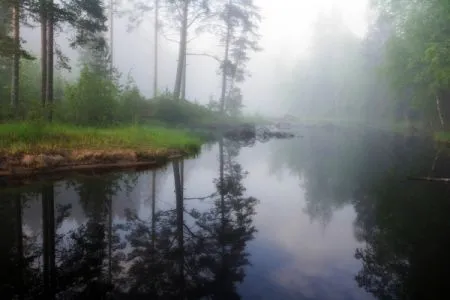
left=186, top=52, right=221, bottom=62
left=187, top=11, right=206, bottom=29
left=184, top=192, right=217, bottom=200
left=183, top=223, right=200, bottom=239
left=407, top=176, right=450, bottom=183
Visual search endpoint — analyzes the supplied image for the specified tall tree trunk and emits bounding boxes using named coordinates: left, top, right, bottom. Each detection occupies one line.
left=109, top=0, right=114, bottom=72
left=220, top=1, right=232, bottom=113
left=40, top=0, right=47, bottom=107
left=10, top=0, right=20, bottom=115
left=46, top=0, right=54, bottom=122
left=153, top=0, right=159, bottom=98
left=173, top=0, right=188, bottom=100
left=181, top=57, right=186, bottom=100
left=173, top=161, right=185, bottom=295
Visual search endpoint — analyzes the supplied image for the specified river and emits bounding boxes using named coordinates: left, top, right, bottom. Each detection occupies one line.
left=0, top=126, right=448, bottom=299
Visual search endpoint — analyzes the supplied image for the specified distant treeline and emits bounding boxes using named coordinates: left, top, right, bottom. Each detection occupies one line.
left=285, top=0, right=450, bottom=130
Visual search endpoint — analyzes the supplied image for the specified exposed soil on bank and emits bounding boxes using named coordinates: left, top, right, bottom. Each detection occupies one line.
left=0, top=148, right=190, bottom=181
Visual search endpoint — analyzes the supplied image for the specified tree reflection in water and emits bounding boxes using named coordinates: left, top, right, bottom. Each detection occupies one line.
left=353, top=167, right=450, bottom=300
left=268, top=127, right=450, bottom=299
left=0, top=137, right=258, bottom=299
left=122, top=137, right=258, bottom=299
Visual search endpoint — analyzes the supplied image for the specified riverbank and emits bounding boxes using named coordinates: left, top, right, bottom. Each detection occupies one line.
left=0, top=123, right=202, bottom=178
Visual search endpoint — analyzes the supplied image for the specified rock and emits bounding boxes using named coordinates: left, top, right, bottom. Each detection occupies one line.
left=31, top=154, right=65, bottom=168
left=22, top=155, right=35, bottom=166
left=47, top=155, right=65, bottom=166
left=224, top=123, right=256, bottom=141
left=255, top=126, right=295, bottom=140
left=34, top=154, right=49, bottom=168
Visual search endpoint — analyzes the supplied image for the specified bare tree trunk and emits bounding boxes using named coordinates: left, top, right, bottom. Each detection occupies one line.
left=173, top=0, right=188, bottom=100
left=46, top=0, right=54, bottom=122
left=10, top=0, right=20, bottom=115
left=220, top=1, right=232, bottom=113
left=436, top=95, right=444, bottom=128
left=109, top=0, right=114, bottom=73
left=40, top=0, right=47, bottom=107
left=153, top=0, right=159, bottom=98
left=181, top=58, right=186, bottom=100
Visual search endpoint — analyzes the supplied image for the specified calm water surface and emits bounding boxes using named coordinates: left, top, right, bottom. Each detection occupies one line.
left=1, top=127, right=449, bottom=299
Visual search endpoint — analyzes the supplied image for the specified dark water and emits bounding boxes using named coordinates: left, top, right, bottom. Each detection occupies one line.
left=1, top=127, right=450, bottom=300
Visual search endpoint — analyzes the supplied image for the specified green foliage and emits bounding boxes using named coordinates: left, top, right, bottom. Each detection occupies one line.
left=63, top=65, right=119, bottom=126
left=149, top=94, right=224, bottom=126
left=0, top=47, right=230, bottom=129
left=375, top=0, right=450, bottom=128
left=119, top=78, right=147, bottom=124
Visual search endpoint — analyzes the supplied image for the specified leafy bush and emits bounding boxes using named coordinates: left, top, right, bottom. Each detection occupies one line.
left=118, top=77, right=148, bottom=124
left=63, top=65, right=119, bottom=126
left=149, top=93, right=224, bottom=126
left=0, top=57, right=233, bottom=128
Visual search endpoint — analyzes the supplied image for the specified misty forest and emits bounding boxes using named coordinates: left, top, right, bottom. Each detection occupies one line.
left=3, top=0, right=450, bottom=300
left=1, top=0, right=450, bottom=130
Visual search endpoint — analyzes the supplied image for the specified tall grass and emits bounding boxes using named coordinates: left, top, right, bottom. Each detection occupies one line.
left=0, top=122, right=202, bottom=154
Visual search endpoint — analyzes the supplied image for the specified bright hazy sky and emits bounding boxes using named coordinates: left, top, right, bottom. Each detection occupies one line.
left=183, top=0, right=369, bottom=60
left=238, top=0, right=369, bottom=114
left=257, top=0, right=369, bottom=58
left=118, top=0, right=370, bottom=115
left=147, top=0, right=370, bottom=115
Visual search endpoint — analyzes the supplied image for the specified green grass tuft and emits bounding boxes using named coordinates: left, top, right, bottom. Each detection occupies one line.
left=0, top=122, right=202, bottom=154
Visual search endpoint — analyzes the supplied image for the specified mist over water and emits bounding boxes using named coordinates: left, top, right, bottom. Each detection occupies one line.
left=2, top=127, right=449, bottom=299
left=3, top=0, right=450, bottom=298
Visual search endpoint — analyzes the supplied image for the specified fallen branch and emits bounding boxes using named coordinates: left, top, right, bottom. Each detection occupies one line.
left=408, top=176, right=450, bottom=183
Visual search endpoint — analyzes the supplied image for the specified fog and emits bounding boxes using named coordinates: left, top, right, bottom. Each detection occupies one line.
left=18, top=0, right=371, bottom=117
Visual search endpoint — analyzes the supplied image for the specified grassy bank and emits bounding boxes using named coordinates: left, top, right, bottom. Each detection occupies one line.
left=0, top=123, right=202, bottom=153
left=0, top=123, right=202, bottom=176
